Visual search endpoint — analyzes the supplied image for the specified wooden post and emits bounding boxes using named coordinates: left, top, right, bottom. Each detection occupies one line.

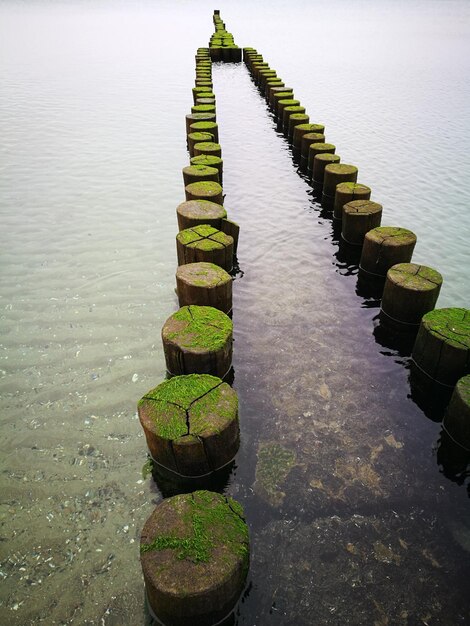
left=443, top=375, right=470, bottom=449
left=193, top=141, right=222, bottom=158
left=312, top=152, right=341, bottom=187
left=360, top=226, right=417, bottom=277
left=138, top=374, right=239, bottom=474
left=177, top=199, right=226, bottom=231
left=176, top=224, right=233, bottom=271
left=308, top=143, right=336, bottom=175
left=176, top=262, right=232, bottom=313
left=185, top=181, right=223, bottom=205
left=293, top=124, right=325, bottom=151
left=276, top=98, right=300, bottom=121
left=185, top=113, right=216, bottom=135
left=270, top=88, right=293, bottom=109
left=333, top=182, right=371, bottom=220
left=187, top=132, right=214, bottom=158
left=140, top=491, right=249, bottom=626
left=322, top=164, right=358, bottom=209
left=191, top=104, right=216, bottom=115
left=265, top=79, right=284, bottom=97
left=341, top=200, right=383, bottom=245
left=195, top=97, right=215, bottom=107
left=287, top=113, right=309, bottom=142
left=189, top=121, right=219, bottom=143
left=190, top=154, right=223, bottom=183
left=380, top=263, right=443, bottom=328
left=412, top=308, right=470, bottom=387
left=162, top=305, right=233, bottom=378
left=182, top=165, right=219, bottom=187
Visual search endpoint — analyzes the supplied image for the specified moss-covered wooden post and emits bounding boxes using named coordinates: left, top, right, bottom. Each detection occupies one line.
left=278, top=102, right=303, bottom=128
left=193, top=142, right=222, bottom=158
left=322, top=164, right=358, bottom=209
left=185, top=180, right=223, bottom=205
left=191, top=104, right=216, bottom=116
left=293, top=124, right=325, bottom=152
left=309, top=144, right=336, bottom=177
left=189, top=121, right=219, bottom=143
left=360, top=226, right=417, bottom=277
left=341, top=200, right=383, bottom=245
left=182, top=165, right=219, bottom=187
left=333, top=182, right=371, bottom=221
left=192, top=90, right=215, bottom=106
left=443, top=375, right=470, bottom=449
left=138, top=375, right=239, bottom=475
left=287, top=113, right=309, bottom=142
left=191, top=154, right=223, bottom=184
left=140, top=491, right=249, bottom=626
left=272, top=92, right=295, bottom=115
left=380, top=263, right=443, bottom=328
left=265, top=79, right=284, bottom=98
left=195, top=97, right=215, bottom=107
left=176, top=262, right=232, bottom=314
left=268, top=86, right=292, bottom=108
left=177, top=199, right=226, bottom=231
left=188, top=132, right=214, bottom=158
left=412, top=308, right=470, bottom=387
left=185, top=113, right=216, bottom=135
left=277, top=98, right=300, bottom=123
left=177, top=225, right=233, bottom=271
left=162, top=305, right=233, bottom=378
left=312, top=153, right=341, bottom=187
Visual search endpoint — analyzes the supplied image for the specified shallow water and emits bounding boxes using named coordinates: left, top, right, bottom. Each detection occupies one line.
left=1, top=0, right=470, bottom=624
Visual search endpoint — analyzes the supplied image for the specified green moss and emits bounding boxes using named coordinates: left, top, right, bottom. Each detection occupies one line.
left=186, top=181, right=222, bottom=195
left=314, top=152, right=339, bottom=162
left=389, top=263, right=442, bottom=290
left=296, top=124, right=317, bottom=132
left=141, top=374, right=221, bottom=410
left=338, top=182, right=369, bottom=192
left=192, top=105, right=216, bottom=113
left=457, top=375, right=470, bottom=404
left=190, top=383, right=238, bottom=435
left=422, top=308, right=470, bottom=348
left=188, top=132, right=214, bottom=142
left=177, top=228, right=203, bottom=246
left=140, top=491, right=249, bottom=564
left=165, top=305, right=233, bottom=350
left=273, top=92, right=294, bottom=99
left=327, top=163, right=358, bottom=175
left=190, top=122, right=217, bottom=132
left=191, top=154, right=222, bottom=167
left=284, top=106, right=305, bottom=113
left=193, top=142, right=221, bottom=151
left=256, top=443, right=296, bottom=502
left=189, top=238, right=223, bottom=251
left=278, top=99, right=300, bottom=106
left=193, top=224, right=219, bottom=237
left=184, top=165, right=219, bottom=177
left=289, top=114, right=309, bottom=121
left=141, top=457, right=154, bottom=479
left=310, top=142, right=335, bottom=152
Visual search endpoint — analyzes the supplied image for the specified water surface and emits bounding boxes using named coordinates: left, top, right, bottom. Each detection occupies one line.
left=1, top=1, right=470, bottom=624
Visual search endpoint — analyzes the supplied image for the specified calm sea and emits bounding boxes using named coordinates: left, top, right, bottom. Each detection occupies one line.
left=1, top=0, right=469, bottom=624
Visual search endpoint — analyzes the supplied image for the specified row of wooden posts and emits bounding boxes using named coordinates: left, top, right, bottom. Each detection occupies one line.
left=137, top=13, right=250, bottom=626
left=135, top=12, right=469, bottom=626
left=242, top=47, right=470, bottom=448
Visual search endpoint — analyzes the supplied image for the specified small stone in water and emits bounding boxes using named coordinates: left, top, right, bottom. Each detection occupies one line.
left=132, top=373, right=138, bottom=383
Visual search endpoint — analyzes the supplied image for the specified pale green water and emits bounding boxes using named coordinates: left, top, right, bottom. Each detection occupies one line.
left=1, top=1, right=469, bottom=624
